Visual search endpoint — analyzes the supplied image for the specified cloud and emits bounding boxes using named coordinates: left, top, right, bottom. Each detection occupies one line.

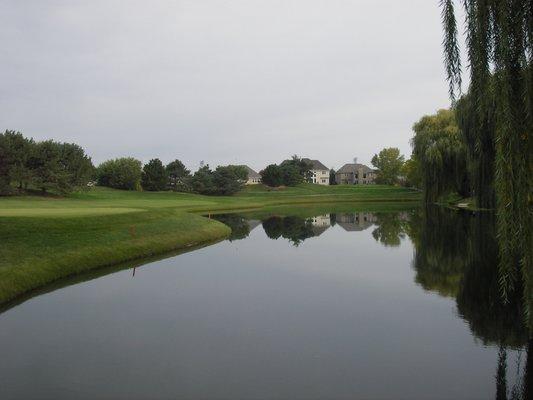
left=0, top=0, right=453, bottom=170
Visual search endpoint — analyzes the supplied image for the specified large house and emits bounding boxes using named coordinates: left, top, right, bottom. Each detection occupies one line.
left=335, top=163, right=376, bottom=185
left=242, top=165, right=261, bottom=185
left=303, top=158, right=330, bottom=185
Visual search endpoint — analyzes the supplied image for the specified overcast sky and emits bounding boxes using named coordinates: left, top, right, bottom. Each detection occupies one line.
left=1, top=1, right=456, bottom=171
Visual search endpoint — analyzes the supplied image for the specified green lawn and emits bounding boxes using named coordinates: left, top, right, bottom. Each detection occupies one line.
left=0, top=184, right=420, bottom=304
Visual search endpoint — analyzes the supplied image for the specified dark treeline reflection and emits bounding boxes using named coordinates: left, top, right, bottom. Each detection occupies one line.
left=214, top=211, right=412, bottom=247
left=411, top=206, right=531, bottom=399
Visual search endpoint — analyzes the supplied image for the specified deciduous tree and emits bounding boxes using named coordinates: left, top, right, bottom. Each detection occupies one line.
left=96, top=157, right=142, bottom=190
left=371, top=147, right=405, bottom=185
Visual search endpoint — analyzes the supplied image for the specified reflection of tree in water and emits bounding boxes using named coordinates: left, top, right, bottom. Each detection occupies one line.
left=212, top=214, right=251, bottom=241
left=371, top=212, right=410, bottom=247
left=262, top=216, right=317, bottom=246
left=410, top=207, right=531, bottom=398
left=409, top=207, right=471, bottom=297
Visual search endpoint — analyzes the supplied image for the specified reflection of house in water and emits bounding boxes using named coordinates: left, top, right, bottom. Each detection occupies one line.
left=247, top=219, right=262, bottom=232
left=336, top=212, right=377, bottom=232
left=309, top=214, right=331, bottom=236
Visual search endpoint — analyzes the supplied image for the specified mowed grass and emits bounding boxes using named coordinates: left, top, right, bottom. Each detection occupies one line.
left=0, top=184, right=420, bottom=304
left=0, top=184, right=420, bottom=216
left=0, top=209, right=230, bottom=304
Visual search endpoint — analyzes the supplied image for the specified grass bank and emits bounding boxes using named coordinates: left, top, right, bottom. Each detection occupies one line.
left=0, top=184, right=420, bottom=304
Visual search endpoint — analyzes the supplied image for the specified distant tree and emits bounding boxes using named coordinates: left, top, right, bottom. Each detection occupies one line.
left=0, top=131, right=93, bottom=195
left=212, top=165, right=246, bottom=195
left=260, top=164, right=284, bottom=187
left=96, top=157, right=142, bottom=190
left=59, top=142, right=94, bottom=188
left=329, top=168, right=336, bottom=185
left=141, top=159, right=167, bottom=191
left=166, top=159, right=190, bottom=191
left=27, top=140, right=71, bottom=194
left=0, top=134, right=11, bottom=194
left=191, top=165, right=216, bottom=195
left=280, top=155, right=313, bottom=182
left=225, top=165, right=248, bottom=182
left=400, top=157, right=422, bottom=189
left=411, top=109, right=468, bottom=203
left=2, top=130, right=33, bottom=190
left=371, top=147, right=405, bottom=185
left=280, top=163, right=303, bottom=186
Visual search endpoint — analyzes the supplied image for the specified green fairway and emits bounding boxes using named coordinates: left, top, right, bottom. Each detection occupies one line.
left=0, top=184, right=420, bottom=215
left=0, top=184, right=420, bottom=304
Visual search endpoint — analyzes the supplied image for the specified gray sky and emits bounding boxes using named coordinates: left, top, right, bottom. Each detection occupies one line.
left=0, top=0, right=454, bottom=171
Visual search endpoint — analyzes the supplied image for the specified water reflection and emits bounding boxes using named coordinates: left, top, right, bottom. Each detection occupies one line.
left=1, top=206, right=530, bottom=399
left=216, top=207, right=531, bottom=398
left=411, top=207, right=530, bottom=399
left=214, top=211, right=412, bottom=247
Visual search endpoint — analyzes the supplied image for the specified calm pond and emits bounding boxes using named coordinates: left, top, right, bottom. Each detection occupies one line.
left=0, top=206, right=529, bottom=400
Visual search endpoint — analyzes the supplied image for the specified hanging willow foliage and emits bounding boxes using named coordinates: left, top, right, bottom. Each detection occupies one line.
left=455, top=81, right=496, bottom=209
left=412, top=109, right=469, bottom=204
left=441, top=0, right=532, bottom=317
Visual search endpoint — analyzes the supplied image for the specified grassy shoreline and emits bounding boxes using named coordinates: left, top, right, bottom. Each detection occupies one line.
left=0, top=184, right=420, bottom=304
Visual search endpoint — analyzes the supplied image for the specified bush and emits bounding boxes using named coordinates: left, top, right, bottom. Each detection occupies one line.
left=96, top=157, right=142, bottom=190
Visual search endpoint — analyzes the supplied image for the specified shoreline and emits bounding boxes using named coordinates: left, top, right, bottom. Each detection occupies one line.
left=0, top=185, right=421, bottom=305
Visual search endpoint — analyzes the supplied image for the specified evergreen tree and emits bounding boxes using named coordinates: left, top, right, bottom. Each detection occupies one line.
left=141, top=159, right=167, bottom=191
left=166, top=159, right=190, bottom=191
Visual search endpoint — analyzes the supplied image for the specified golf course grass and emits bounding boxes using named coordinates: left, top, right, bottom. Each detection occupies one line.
left=0, top=184, right=420, bottom=304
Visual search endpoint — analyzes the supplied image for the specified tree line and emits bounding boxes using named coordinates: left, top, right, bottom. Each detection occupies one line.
left=0, top=130, right=248, bottom=196
left=0, top=130, right=94, bottom=195
left=1, top=130, right=414, bottom=197
left=94, top=158, right=249, bottom=195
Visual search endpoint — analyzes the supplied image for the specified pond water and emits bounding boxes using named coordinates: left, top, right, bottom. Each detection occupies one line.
left=0, top=206, right=530, bottom=400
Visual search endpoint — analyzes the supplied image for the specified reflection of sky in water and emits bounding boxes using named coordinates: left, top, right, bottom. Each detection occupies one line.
left=0, top=210, right=527, bottom=400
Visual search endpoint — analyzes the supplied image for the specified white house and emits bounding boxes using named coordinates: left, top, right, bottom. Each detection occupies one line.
left=242, top=165, right=261, bottom=185
left=302, top=158, right=330, bottom=185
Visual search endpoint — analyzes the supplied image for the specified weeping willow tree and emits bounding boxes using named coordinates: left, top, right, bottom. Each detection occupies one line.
left=455, top=82, right=496, bottom=209
left=411, top=109, right=469, bottom=203
left=441, top=1, right=532, bottom=316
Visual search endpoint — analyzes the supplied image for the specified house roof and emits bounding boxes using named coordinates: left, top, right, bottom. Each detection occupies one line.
left=302, top=158, right=329, bottom=171
left=336, top=163, right=374, bottom=174
left=241, top=165, right=261, bottom=178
